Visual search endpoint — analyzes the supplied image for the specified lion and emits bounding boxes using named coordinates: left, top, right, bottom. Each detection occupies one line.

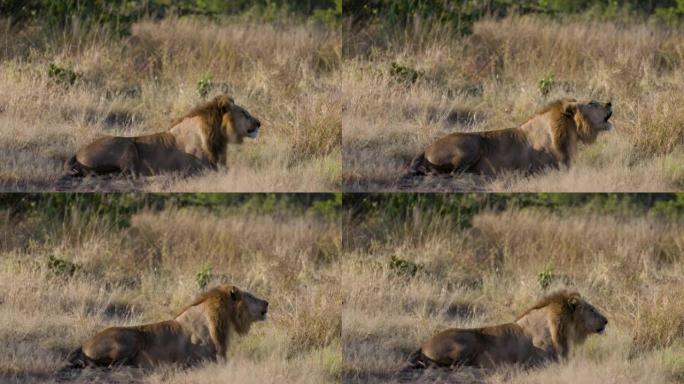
left=63, top=95, right=261, bottom=177
left=63, top=285, right=268, bottom=369
left=406, top=99, right=612, bottom=178
left=405, top=290, right=607, bottom=370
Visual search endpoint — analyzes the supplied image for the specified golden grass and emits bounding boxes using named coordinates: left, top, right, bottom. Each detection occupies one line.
left=342, top=16, right=684, bottom=192
left=342, top=206, right=684, bottom=383
left=0, top=205, right=341, bottom=383
left=0, top=17, right=341, bottom=192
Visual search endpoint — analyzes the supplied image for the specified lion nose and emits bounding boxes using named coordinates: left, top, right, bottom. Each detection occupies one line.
left=603, top=318, right=608, bottom=325
left=256, top=120, right=261, bottom=128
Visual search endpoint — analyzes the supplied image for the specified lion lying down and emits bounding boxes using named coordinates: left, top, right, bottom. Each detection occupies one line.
left=64, top=285, right=268, bottom=369
left=64, top=95, right=261, bottom=177
left=406, top=291, right=607, bottom=370
left=407, top=99, right=612, bottom=177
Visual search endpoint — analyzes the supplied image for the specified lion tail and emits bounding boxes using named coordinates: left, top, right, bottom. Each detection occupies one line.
left=61, top=346, right=87, bottom=370
left=409, top=152, right=428, bottom=176
left=63, top=155, right=86, bottom=177
left=405, top=348, right=430, bottom=370
left=398, top=152, right=428, bottom=187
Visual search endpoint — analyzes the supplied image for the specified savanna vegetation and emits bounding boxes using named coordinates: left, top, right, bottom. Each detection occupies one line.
left=343, top=1, right=684, bottom=191
left=0, top=0, right=341, bottom=192
left=0, top=193, right=341, bottom=383
left=343, top=193, right=684, bottom=383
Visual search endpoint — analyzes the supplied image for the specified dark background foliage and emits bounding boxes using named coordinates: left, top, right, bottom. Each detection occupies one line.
left=0, top=0, right=342, bottom=34
left=344, top=0, right=684, bottom=33
left=344, top=193, right=684, bottom=228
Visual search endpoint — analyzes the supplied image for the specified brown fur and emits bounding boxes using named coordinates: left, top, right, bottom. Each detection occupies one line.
left=63, top=285, right=268, bottom=370
left=406, top=290, right=607, bottom=370
left=406, top=98, right=612, bottom=178
left=63, top=95, right=261, bottom=178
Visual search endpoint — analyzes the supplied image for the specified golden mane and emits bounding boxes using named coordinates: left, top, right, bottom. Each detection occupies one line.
left=170, top=95, right=237, bottom=165
left=516, top=290, right=581, bottom=358
left=177, top=285, right=252, bottom=355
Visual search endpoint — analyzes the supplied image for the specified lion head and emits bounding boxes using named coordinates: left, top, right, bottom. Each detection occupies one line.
left=213, top=95, right=262, bottom=143
left=519, top=290, right=607, bottom=358
left=560, top=98, right=613, bottom=143
left=176, top=95, right=262, bottom=165
left=228, top=285, right=269, bottom=334
left=180, top=284, right=268, bottom=347
left=567, top=292, right=608, bottom=342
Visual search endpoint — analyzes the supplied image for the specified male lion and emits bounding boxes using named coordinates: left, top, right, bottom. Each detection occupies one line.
left=63, top=285, right=268, bottom=369
left=64, top=95, right=261, bottom=177
left=406, top=99, right=612, bottom=177
left=406, top=291, right=607, bottom=370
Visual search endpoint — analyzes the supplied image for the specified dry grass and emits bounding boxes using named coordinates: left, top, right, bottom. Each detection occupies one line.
left=342, top=206, right=684, bottom=383
left=343, top=16, right=684, bottom=192
left=0, top=17, right=341, bottom=192
left=0, top=205, right=341, bottom=383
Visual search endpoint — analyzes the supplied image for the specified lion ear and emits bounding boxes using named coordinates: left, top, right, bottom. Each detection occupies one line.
left=230, top=286, right=240, bottom=301
left=562, top=101, right=576, bottom=118
left=214, top=95, right=235, bottom=112
left=568, top=296, right=580, bottom=310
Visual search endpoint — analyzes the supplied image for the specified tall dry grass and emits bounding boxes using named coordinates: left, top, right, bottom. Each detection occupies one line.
left=0, top=206, right=341, bottom=383
left=342, top=206, right=684, bottom=383
left=342, top=16, right=684, bottom=192
left=0, top=16, right=341, bottom=192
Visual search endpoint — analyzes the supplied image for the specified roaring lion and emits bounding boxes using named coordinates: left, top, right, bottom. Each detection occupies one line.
left=64, top=95, right=261, bottom=177
left=407, top=99, right=612, bottom=177
left=63, top=285, right=268, bottom=368
left=406, top=291, right=607, bottom=370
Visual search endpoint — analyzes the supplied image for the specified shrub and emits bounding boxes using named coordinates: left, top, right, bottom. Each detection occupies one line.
left=197, top=74, right=214, bottom=98
left=537, top=265, right=555, bottom=289
left=389, top=62, right=420, bottom=85
left=47, top=255, right=79, bottom=277
left=195, top=265, right=213, bottom=289
left=389, top=255, right=421, bottom=277
left=538, top=74, right=555, bottom=96
left=47, top=63, right=79, bottom=86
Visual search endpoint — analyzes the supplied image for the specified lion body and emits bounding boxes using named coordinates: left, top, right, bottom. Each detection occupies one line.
left=407, top=291, right=607, bottom=370
left=409, top=99, right=612, bottom=177
left=65, top=285, right=268, bottom=369
left=65, top=96, right=261, bottom=177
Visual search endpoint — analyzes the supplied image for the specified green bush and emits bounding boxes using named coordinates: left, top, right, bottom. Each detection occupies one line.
left=389, top=255, right=421, bottom=277
left=309, top=193, right=342, bottom=220
left=195, top=265, right=213, bottom=289
left=197, top=74, right=213, bottom=98
left=47, top=63, right=79, bottom=86
left=538, top=74, right=555, bottom=96
left=537, top=265, right=555, bottom=289
left=47, top=255, right=79, bottom=277
left=390, top=62, right=420, bottom=85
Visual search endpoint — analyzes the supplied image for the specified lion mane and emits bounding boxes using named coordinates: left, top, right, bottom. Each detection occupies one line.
left=171, top=96, right=244, bottom=164
left=515, top=290, right=589, bottom=358
left=405, top=290, right=608, bottom=371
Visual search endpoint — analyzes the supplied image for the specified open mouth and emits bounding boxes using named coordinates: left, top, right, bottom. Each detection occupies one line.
left=596, top=326, right=606, bottom=335
left=604, top=110, right=612, bottom=122
left=260, top=309, right=268, bottom=320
